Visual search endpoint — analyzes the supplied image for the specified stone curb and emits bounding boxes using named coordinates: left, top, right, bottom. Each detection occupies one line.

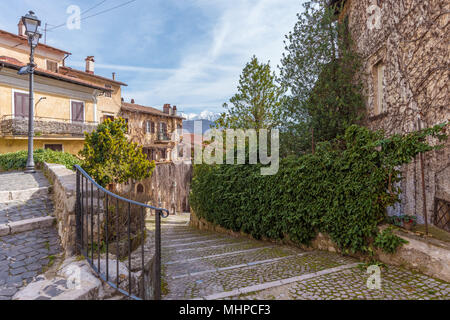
left=0, top=187, right=50, bottom=202
left=0, top=216, right=55, bottom=236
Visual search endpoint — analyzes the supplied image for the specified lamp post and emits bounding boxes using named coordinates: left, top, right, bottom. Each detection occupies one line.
left=21, top=11, right=42, bottom=173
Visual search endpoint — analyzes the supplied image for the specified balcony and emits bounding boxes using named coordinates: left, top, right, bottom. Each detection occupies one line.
left=155, top=132, right=171, bottom=143
left=0, top=115, right=98, bottom=138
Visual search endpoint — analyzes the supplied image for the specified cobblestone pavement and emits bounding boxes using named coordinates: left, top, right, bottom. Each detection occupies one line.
left=159, top=214, right=450, bottom=300
left=0, top=171, right=61, bottom=300
left=0, top=171, right=49, bottom=192
left=0, top=198, right=54, bottom=224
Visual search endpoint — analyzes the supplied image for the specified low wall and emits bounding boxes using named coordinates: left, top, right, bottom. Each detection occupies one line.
left=190, top=210, right=450, bottom=283
left=42, top=162, right=78, bottom=256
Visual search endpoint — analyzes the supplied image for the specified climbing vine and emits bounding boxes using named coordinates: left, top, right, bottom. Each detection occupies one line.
left=190, top=123, right=447, bottom=254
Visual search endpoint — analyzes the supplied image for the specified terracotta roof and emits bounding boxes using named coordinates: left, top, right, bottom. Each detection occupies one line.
left=0, top=29, right=70, bottom=55
left=59, top=66, right=128, bottom=87
left=121, top=102, right=185, bottom=119
left=0, top=56, right=112, bottom=92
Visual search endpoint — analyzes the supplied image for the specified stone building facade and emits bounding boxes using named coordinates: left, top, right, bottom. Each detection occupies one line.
left=334, top=0, right=449, bottom=227
left=119, top=101, right=184, bottom=163
left=117, top=101, right=192, bottom=214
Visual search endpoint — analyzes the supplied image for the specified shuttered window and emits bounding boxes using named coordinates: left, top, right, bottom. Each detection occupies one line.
left=71, top=101, right=84, bottom=123
left=14, top=92, right=29, bottom=118
left=46, top=60, right=58, bottom=73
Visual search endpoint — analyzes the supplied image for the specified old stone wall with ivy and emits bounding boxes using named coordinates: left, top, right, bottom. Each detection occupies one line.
left=340, top=0, right=450, bottom=223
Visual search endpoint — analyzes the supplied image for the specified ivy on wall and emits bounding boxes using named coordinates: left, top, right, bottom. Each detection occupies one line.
left=190, top=124, right=447, bottom=254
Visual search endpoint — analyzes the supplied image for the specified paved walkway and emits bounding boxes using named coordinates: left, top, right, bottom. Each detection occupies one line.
left=160, top=215, right=450, bottom=300
left=0, top=171, right=61, bottom=300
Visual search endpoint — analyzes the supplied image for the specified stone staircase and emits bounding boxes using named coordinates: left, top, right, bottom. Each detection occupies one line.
left=0, top=171, right=61, bottom=300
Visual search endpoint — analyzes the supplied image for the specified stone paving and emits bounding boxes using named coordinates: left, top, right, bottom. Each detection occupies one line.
left=0, top=171, right=61, bottom=300
left=0, top=171, right=50, bottom=192
left=0, top=198, right=54, bottom=224
left=159, top=214, right=450, bottom=300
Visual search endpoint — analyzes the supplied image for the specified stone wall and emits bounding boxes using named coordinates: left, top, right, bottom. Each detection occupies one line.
left=42, top=162, right=77, bottom=256
left=119, top=162, right=193, bottom=214
left=340, top=0, right=450, bottom=224
left=190, top=210, right=450, bottom=282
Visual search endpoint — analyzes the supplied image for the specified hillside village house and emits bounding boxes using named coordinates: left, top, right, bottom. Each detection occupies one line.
left=332, top=0, right=449, bottom=230
left=0, top=20, right=126, bottom=154
left=120, top=101, right=184, bottom=163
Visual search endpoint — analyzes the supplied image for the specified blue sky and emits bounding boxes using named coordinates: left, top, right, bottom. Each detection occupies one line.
left=1, top=0, right=304, bottom=117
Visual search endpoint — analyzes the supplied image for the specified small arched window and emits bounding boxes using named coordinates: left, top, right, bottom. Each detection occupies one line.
left=137, top=184, right=144, bottom=193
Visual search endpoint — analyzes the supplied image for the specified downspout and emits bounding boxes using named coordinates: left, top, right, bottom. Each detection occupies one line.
left=62, top=53, right=71, bottom=67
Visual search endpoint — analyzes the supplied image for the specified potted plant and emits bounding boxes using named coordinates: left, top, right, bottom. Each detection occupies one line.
left=402, top=215, right=417, bottom=231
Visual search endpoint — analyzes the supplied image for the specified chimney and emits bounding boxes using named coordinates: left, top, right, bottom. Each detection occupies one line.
left=85, top=56, right=95, bottom=74
left=18, top=20, right=26, bottom=37
left=131, top=99, right=135, bottom=104
left=112, top=72, right=116, bottom=80
left=172, top=106, right=177, bottom=116
left=163, top=104, right=171, bottom=114
left=121, top=98, right=124, bottom=102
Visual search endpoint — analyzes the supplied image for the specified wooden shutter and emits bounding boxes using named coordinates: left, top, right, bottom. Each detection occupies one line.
left=151, top=121, right=155, bottom=134
left=71, top=102, right=84, bottom=122
left=14, top=92, right=29, bottom=118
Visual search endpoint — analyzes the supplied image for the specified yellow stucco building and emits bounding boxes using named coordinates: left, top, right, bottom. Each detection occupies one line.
left=0, top=22, right=127, bottom=155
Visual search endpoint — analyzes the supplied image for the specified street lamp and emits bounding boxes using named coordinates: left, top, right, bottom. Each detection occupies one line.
left=21, top=11, right=41, bottom=173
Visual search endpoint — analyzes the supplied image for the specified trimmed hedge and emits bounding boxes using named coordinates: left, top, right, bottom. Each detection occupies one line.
left=190, top=124, right=447, bottom=254
left=0, top=149, right=82, bottom=171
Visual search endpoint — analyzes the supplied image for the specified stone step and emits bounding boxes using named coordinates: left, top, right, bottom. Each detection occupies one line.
left=0, top=187, right=51, bottom=203
left=0, top=216, right=55, bottom=236
left=163, top=251, right=356, bottom=300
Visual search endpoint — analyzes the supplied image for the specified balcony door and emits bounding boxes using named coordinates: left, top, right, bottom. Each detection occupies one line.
left=71, top=101, right=84, bottom=123
left=14, top=92, right=29, bottom=118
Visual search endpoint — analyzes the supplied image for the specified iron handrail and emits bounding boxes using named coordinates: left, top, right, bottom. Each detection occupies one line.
left=74, top=165, right=169, bottom=216
left=74, top=165, right=169, bottom=300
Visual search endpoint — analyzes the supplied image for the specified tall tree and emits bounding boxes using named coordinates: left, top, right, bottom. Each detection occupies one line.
left=79, top=118, right=155, bottom=187
left=279, top=0, right=365, bottom=155
left=214, top=56, right=286, bottom=130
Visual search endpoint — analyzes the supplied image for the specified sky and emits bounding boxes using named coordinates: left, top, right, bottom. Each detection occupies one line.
left=1, top=0, right=305, bottom=117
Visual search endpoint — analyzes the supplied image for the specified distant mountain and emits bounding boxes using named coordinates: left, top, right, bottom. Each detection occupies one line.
left=180, top=111, right=220, bottom=121
left=182, top=119, right=215, bottom=134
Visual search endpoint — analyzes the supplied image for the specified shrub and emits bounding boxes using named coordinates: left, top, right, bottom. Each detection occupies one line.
left=374, top=228, right=408, bottom=254
left=190, top=124, right=447, bottom=254
left=0, top=149, right=81, bottom=171
left=79, top=118, right=155, bottom=188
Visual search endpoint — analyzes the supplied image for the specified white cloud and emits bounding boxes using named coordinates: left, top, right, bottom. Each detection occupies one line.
left=124, top=0, right=303, bottom=113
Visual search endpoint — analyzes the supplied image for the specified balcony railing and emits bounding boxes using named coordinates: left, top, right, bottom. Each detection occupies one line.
left=0, top=115, right=98, bottom=137
left=156, top=132, right=171, bottom=142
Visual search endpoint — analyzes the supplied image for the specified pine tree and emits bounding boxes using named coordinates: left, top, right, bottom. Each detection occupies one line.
left=214, top=56, right=286, bottom=131
left=279, top=0, right=365, bottom=155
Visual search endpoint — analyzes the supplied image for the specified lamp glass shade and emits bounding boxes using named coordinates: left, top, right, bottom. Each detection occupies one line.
left=30, top=32, right=42, bottom=47
left=22, top=11, right=41, bottom=36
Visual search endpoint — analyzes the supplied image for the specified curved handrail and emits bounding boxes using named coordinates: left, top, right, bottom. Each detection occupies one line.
left=74, top=164, right=170, bottom=217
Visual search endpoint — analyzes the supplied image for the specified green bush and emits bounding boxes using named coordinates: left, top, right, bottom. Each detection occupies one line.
left=0, top=149, right=81, bottom=171
left=374, top=227, right=408, bottom=254
left=190, top=124, right=447, bottom=254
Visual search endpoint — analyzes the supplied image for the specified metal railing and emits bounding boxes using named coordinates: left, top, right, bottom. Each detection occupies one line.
left=74, top=165, right=169, bottom=300
left=157, top=132, right=171, bottom=142
left=1, top=115, right=98, bottom=136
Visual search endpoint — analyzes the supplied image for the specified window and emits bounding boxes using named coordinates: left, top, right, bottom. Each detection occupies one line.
left=373, top=60, right=385, bottom=115
left=160, top=149, right=167, bottom=160
left=46, top=60, right=58, bottom=73
left=45, top=144, right=63, bottom=152
left=102, top=115, right=115, bottom=123
left=71, top=101, right=84, bottom=123
left=104, top=84, right=112, bottom=98
left=137, top=184, right=144, bottom=193
left=14, top=92, right=29, bottom=118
